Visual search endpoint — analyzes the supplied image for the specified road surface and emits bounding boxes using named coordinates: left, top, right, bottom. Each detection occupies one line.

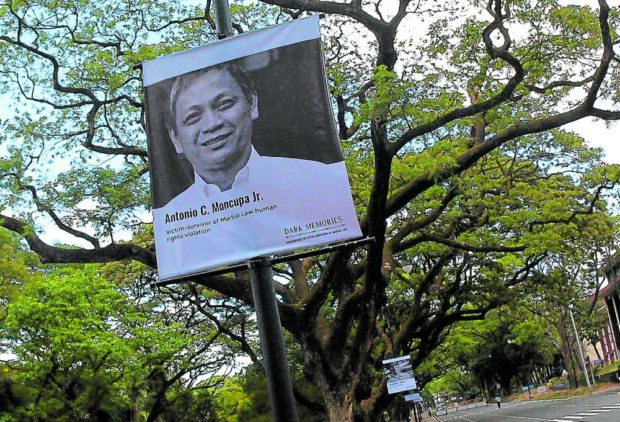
left=438, top=388, right=620, bottom=422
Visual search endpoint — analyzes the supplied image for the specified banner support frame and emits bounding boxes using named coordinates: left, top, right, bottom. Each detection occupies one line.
left=153, top=237, right=374, bottom=287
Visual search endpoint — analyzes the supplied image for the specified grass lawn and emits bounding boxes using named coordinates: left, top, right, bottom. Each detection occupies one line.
left=595, top=361, right=620, bottom=377
left=506, top=382, right=620, bottom=402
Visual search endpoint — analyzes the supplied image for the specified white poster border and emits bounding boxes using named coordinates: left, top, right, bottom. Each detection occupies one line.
left=382, top=355, right=412, bottom=365
left=144, top=16, right=320, bottom=86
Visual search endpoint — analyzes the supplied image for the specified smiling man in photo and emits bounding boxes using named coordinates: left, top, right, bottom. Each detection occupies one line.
left=167, top=62, right=259, bottom=194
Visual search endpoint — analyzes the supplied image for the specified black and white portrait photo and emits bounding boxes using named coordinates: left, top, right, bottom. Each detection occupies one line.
left=143, top=17, right=362, bottom=281
left=167, top=61, right=261, bottom=195
left=383, top=355, right=417, bottom=394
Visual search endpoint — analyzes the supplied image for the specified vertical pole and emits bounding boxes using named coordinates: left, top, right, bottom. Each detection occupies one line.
left=569, top=307, right=591, bottom=388
left=611, top=296, right=620, bottom=359
left=213, top=0, right=234, bottom=39
left=248, top=257, right=299, bottom=422
left=606, top=305, right=620, bottom=360
left=210, top=4, right=296, bottom=419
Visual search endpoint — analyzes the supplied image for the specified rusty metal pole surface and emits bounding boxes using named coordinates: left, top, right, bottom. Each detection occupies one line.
left=248, top=257, right=299, bottom=422
left=213, top=0, right=234, bottom=38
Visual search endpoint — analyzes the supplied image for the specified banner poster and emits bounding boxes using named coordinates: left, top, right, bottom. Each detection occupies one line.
left=383, top=355, right=417, bottom=395
left=404, top=393, right=422, bottom=402
left=142, top=16, right=362, bottom=281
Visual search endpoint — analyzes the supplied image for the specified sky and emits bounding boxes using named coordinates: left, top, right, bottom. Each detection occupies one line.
left=562, top=0, right=619, bottom=164
left=567, top=118, right=619, bottom=164
left=373, top=0, right=619, bottom=165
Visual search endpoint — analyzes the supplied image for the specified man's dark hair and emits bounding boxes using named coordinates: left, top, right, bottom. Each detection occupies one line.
left=166, top=60, right=256, bottom=134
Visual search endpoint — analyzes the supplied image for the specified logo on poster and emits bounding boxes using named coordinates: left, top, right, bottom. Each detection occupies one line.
left=284, top=216, right=344, bottom=236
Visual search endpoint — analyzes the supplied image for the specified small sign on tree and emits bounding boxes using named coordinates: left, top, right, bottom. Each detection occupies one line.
left=383, top=355, right=417, bottom=394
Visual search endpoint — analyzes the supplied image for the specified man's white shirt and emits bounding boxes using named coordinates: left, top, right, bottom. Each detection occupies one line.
left=152, top=148, right=361, bottom=280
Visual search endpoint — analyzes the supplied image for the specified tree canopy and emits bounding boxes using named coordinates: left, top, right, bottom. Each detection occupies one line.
left=0, top=239, right=248, bottom=420
left=0, top=0, right=619, bottom=420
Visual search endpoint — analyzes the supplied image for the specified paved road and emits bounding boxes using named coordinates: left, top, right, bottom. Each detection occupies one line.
left=438, top=388, right=620, bottom=422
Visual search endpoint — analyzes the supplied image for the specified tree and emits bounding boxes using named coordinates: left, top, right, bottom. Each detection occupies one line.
left=514, top=215, right=619, bottom=389
left=422, top=306, right=557, bottom=401
left=0, top=228, right=40, bottom=416
left=1, top=260, right=245, bottom=421
left=1, top=0, right=619, bottom=420
left=523, top=261, right=614, bottom=388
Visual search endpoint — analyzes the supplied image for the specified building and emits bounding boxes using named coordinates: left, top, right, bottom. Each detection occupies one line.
left=587, top=253, right=620, bottom=364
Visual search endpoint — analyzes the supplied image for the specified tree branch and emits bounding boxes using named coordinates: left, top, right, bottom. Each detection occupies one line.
left=0, top=213, right=155, bottom=267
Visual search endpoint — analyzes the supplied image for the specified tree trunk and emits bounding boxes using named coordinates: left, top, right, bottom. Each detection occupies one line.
left=593, top=340, right=603, bottom=362
left=569, top=347, right=580, bottom=388
left=558, top=316, right=578, bottom=388
left=483, top=377, right=490, bottom=401
left=559, top=342, right=578, bottom=388
left=324, top=392, right=354, bottom=422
